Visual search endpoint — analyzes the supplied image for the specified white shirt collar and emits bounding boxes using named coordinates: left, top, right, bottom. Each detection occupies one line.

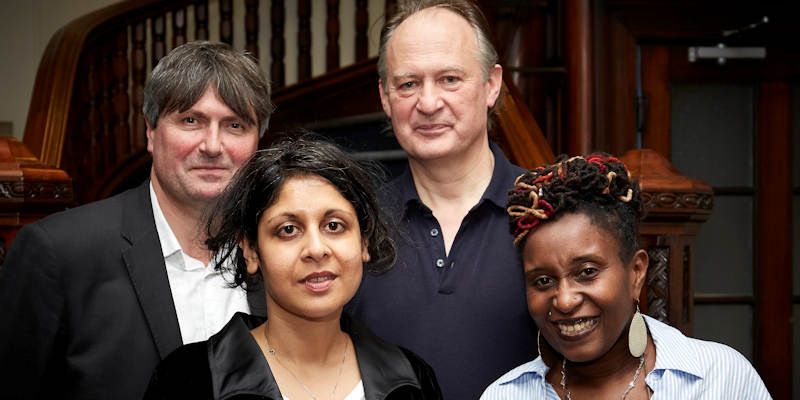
left=149, top=182, right=183, bottom=259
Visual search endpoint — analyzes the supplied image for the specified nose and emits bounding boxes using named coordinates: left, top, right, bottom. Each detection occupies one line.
left=415, top=83, right=443, bottom=115
left=552, top=281, right=582, bottom=315
left=301, top=229, right=330, bottom=263
left=199, top=125, right=222, bottom=157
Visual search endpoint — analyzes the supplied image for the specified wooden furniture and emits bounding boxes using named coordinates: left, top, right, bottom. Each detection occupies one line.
left=0, top=137, right=73, bottom=264
left=622, top=149, right=713, bottom=334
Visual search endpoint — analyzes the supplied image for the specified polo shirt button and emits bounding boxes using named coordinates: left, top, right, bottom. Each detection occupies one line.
left=430, top=228, right=439, bottom=237
left=436, top=259, right=445, bottom=268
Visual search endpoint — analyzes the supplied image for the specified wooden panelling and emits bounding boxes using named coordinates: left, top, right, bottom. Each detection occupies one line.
left=755, top=81, right=792, bottom=399
left=564, top=0, right=593, bottom=155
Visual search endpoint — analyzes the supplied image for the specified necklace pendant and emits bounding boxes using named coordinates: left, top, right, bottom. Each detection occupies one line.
left=267, top=347, right=277, bottom=356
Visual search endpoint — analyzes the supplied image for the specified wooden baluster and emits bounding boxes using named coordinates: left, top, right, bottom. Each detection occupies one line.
left=385, top=0, right=398, bottom=23
left=271, top=0, right=285, bottom=88
left=152, top=15, right=166, bottom=64
left=173, top=7, right=187, bottom=47
left=245, top=0, right=259, bottom=58
left=297, top=0, right=311, bottom=81
left=326, top=0, right=340, bottom=72
left=111, top=29, right=130, bottom=159
left=76, top=55, right=98, bottom=201
left=355, top=0, right=368, bottom=61
left=220, top=0, right=233, bottom=45
left=195, top=0, right=209, bottom=40
left=99, top=39, right=115, bottom=173
left=131, top=21, right=147, bottom=149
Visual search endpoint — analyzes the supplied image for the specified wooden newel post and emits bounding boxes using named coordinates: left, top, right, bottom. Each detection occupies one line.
left=621, top=149, right=713, bottom=335
left=0, top=137, right=73, bottom=264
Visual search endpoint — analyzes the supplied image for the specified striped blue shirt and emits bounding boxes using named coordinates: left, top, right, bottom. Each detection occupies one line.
left=480, top=315, right=772, bottom=399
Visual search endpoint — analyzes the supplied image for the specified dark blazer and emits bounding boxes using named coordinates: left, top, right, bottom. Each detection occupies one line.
left=144, top=313, right=442, bottom=400
left=0, top=182, right=266, bottom=400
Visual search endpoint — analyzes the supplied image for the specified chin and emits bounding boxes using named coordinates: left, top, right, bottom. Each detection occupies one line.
left=562, top=349, right=601, bottom=363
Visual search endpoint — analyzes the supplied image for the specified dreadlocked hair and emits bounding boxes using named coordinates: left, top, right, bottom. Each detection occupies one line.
left=506, top=153, right=641, bottom=262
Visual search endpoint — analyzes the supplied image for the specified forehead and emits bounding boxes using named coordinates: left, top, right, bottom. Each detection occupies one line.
left=266, top=175, right=350, bottom=213
left=385, top=8, right=480, bottom=74
left=522, top=213, right=620, bottom=266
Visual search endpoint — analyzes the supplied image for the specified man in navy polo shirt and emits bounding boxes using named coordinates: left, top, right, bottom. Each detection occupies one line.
left=347, top=1, right=538, bottom=398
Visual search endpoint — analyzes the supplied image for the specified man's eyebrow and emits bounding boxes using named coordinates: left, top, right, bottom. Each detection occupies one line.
left=391, top=72, right=418, bottom=81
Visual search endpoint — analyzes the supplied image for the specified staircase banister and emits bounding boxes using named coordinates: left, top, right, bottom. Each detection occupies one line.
left=23, top=0, right=193, bottom=167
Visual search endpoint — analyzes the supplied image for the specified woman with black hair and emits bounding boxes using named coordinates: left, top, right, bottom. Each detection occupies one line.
left=145, top=136, right=441, bottom=400
left=481, top=154, right=770, bottom=399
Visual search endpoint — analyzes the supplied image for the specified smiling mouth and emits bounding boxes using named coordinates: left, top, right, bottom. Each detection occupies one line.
left=553, top=318, right=598, bottom=336
left=301, top=272, right=337, bottom=292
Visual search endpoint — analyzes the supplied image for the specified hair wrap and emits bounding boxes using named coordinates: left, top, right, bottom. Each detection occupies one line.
left=506, top=153, right=640, bottom=247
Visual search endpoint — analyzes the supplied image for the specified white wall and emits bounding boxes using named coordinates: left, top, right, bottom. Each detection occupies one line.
left=0, top=0, right=122, bottom=139
left=0, top=0, right=385, bottom=141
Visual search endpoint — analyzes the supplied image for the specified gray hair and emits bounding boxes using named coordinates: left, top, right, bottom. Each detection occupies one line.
left=143, top=41, right=274, bottom=137
left=377, top=0, right=498, bottom=86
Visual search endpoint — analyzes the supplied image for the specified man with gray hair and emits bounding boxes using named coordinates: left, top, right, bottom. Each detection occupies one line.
left=0, top=41, right=273, bottom=400
left=347, top=1, right=538, bottom=398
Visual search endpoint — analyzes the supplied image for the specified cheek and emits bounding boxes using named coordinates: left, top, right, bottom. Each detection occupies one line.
left=526, top=289, right=547, bottom=320
left=389, top=96, right=415, bottom=117
left=226, top=137, right=259, bottom=163
left=158, top=134, right=198, bottom=159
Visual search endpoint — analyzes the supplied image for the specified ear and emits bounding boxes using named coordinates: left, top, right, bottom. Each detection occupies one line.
left=240, top=238, right=261, bottom=275
left=629, top=249, right=649, bottom=299
left=145, top=118, right=155, bottom=153
left=378, top=79, right=392, bottom=118
left=361, top=239, right=371, bottom=263
left=485, top=64, right=503, bottom=108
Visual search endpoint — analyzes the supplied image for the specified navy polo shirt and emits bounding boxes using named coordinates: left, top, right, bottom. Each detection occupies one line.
left=348, top=143, right=538, bottom=400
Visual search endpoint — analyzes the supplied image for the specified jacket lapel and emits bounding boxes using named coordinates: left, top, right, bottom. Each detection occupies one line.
left=121, top=182, right=183, bottom=359
left=345, top=315, right=422, bottom=399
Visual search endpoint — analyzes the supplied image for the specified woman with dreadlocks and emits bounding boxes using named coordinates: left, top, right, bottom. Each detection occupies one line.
left=481, top=154, right=770, bottom=399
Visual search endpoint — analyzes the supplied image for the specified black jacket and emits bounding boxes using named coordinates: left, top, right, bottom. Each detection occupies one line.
left=144, top=313, right=442, bottom=400
left=0, top=182, right=266, bottom=400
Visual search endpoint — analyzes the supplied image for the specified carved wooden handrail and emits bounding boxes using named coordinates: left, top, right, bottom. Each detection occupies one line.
left=24, top=0, right=193, bottom=167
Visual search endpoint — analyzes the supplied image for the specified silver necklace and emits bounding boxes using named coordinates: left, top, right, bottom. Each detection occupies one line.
left=560, top=354, right=646, bottom=400
left=263, top=324, right=349, bottom=400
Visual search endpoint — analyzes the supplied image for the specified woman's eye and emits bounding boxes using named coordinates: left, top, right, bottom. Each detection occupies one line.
left=277, top=224, right=298, bottom=237
left=326, top=221, right=344, bottom=232
left=532, top=276, right=554, bottom=289
left=578, top=266, right=599, bottom=279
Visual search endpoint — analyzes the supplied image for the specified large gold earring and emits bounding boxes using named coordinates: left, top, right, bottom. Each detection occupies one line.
left=628, top=300, right=646, bottom=357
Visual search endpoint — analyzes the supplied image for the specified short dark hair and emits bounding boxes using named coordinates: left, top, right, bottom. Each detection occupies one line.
left=205, top=135, right=396, bottom=287
left=506, top=153, right=641, bottom=262
left=143, top=41, right=274, bottom=137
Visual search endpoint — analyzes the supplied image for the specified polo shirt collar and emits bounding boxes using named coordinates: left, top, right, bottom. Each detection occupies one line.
left=395, top=142, right=519, bottom=214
